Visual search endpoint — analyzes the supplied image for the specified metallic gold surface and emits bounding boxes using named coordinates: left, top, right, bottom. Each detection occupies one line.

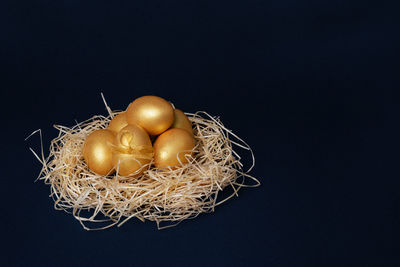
left=107, top=112, right=128, bottom=133
left=112, top=124, right=153, bottom=176
left=153, top=128, right=196, bottom=168
left=126, top=96, right=174, bottom=136
left=83, top=129, right=115, bottom=175
left=171, top=109, right=193, bottom=135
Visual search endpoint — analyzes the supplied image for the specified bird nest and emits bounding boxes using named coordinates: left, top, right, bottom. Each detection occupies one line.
left=29, top=98, right=260, bottom=230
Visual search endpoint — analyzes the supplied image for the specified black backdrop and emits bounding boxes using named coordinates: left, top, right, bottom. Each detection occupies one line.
left=2, top=0, right=399, bottom=266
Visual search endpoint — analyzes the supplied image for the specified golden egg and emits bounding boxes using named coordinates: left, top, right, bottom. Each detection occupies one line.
left=126, top=96, right=174, bottom=136
left=83, top=129, right=115, bottom=175
left=112, top=124, right=153, bottom=176
left=154, top=128, right=196, bottom=169
left=107, top=112, right=128, bottom=133
left=171, top=109, right=193, bottom=135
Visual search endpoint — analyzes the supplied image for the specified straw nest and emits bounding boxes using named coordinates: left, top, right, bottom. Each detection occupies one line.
left=30, top=98, right=260, bottom=230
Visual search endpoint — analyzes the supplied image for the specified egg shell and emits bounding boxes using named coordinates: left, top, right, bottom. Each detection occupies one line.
left=83, top=129, right=115, bottom=175
left=112, top=124, right=153, bottom=176
left=171, top=109, right=193, bottom=135
left=126, top=96, right=174, bottom=136
left=153, top=128, right=196, bottom=169
left=107, top=112, right=128, bottom=133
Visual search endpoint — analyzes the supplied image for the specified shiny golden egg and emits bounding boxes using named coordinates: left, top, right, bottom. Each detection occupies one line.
left=153, top=128, right=196, bottom=168
left=126, top=96, right=174, bottom=136
left=112, top=124, right=153, bottom=176
left=83, top=129, right=115, bottom=175
left=171, top=109, right=193, bottom=135
left=107, top=112, right=128, bottom=133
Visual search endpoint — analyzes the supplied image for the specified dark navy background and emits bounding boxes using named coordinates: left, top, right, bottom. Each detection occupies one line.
left=2, top=0, right=399, bottom=266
